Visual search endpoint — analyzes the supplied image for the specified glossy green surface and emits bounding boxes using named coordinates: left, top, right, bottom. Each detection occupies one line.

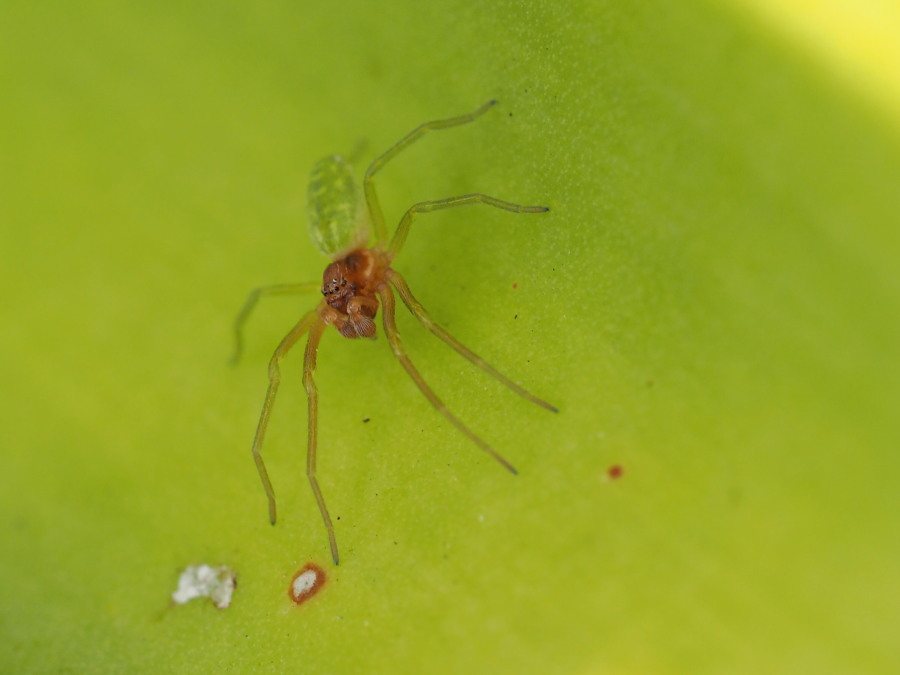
left=1, top=1, right=898, bottom=673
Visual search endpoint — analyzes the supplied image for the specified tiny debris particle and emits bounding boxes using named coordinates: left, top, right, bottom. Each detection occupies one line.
left=362, top=417, right=370, bottom=423
left=289, top=563, right=326, bottom=605
left=608, top=465, right=624, bottom=480
left=172, top=564, right=237, bottom=609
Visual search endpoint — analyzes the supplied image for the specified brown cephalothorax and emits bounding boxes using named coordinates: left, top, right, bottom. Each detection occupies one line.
left=234, top=100, right=556, bottom=566
left=320, top=249, right=385, bottom=338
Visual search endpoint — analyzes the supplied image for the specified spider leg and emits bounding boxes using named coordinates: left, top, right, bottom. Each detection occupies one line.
left=232, top=283, right=321, bottom=364
left=251, top=310, right=320, bottom=527
left=365, top=100, right=498, bottom=246
left=377, top=283, right=518, bottom=474
left=386, top=269, right=557, bottom=413
left=301, top=318, right=340, bottom=565
left=388, top=194, right=548, bottom=258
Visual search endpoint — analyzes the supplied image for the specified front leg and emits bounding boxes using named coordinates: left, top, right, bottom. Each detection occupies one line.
left=231, top=282, right=320, bottom=364
left=251, top=310, right=321, bottom=526
left=301, top=319, right=339, bottom=565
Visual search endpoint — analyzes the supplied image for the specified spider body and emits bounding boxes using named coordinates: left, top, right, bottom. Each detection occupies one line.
left=234, top=101, right=556, bottom=565
left=320, top=249, right=383, bottom=339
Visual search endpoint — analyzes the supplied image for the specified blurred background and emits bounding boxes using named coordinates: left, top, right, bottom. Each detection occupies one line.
left=2, top=1, right=899, bottom=672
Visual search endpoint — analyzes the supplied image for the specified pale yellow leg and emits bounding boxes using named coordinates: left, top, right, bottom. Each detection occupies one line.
left=386, top=268, right=557, bottom=413
left=365, top=100, right=498, bottom=245
left=377, top=284, right=517, bottom=474
left=232, top=283, right=320, bottom=364
left=387, top=193, right=548, bottom=258
left=301, top=319, right=340, bottom=565
left=251, top=310, right=321, bottom=527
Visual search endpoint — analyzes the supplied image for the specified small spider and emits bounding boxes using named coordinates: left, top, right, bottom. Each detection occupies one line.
left=233, top=100, right=557, bottom=565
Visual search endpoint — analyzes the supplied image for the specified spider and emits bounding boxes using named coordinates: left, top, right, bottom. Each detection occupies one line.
left=233, top=100, right=557, bottom=565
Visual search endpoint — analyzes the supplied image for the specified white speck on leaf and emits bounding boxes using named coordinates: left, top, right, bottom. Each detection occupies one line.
left=172, top=564, right=237, bottom=609
left=291, top=569, right=318, bottom=599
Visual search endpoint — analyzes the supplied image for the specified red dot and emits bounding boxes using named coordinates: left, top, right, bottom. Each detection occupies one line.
left=608, top=465, right=623, bottom=479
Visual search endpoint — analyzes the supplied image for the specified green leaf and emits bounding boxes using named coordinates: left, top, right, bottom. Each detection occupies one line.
left=2, top=1, right=898, bottom=672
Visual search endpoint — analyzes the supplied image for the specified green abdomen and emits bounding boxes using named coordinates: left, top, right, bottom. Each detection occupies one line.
left=307, top=155, right=370, bottom=259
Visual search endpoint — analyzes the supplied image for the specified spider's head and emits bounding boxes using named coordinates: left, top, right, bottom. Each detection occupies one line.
left=322, top=262, right=352, bottom=305
left=321, top=261, right=352, bottom=308
left=321, top=249, right=382, bottom=314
